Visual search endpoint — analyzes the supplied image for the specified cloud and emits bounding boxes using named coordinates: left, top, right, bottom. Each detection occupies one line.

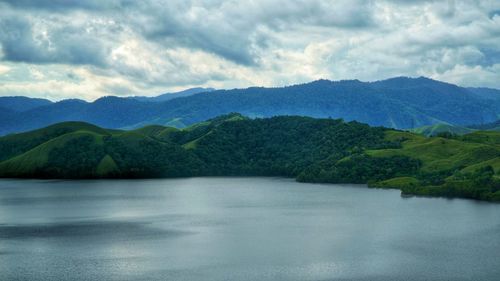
left=0, top=0, right=500, bottom=100
left=0, top=0, right=133, bottom=11
left=0, top=0, right=377, bottom=66
left=0, top=64, right=10, bottom=75
left=0, top=10, right=116, bottom=66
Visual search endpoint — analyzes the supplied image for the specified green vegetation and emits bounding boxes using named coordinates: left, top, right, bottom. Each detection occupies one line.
left=364, top=130, right=500, bottom=201
left=370, top=177, right=419, bottom=189
left=0, top=114, right=499, bottom=202
left=96, top=155, right=120, bottom=177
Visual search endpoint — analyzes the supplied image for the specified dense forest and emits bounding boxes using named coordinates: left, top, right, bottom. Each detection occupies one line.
left=0, top=114, right=499, bottom=202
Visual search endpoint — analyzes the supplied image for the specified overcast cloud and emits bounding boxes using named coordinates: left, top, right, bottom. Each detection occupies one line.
left=0, top=0, right=499, bottom=100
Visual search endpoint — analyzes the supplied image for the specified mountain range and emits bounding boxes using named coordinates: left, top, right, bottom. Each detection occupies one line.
left=0, top=76, right=499, bottom=136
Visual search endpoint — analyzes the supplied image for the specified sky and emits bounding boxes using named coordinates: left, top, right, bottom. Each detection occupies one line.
left=0, top=0, right=499, bottom=101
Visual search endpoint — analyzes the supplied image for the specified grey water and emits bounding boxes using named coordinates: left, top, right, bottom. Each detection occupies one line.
left=0, top=178, right=499, bottom=281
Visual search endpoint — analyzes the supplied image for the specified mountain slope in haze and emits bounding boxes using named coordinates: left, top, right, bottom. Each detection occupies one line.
left=411, top=124, right=476, bottom=136
left=369, top=77, right=499, bottom=127
left=148, top=77, right=498, bottom=129
left=0, top=114, right=498, bottom=201
left=0, top=96, right=53, bottom=112
left=469, top=119, right=500, bottom=131
left=130, top=87, right=215, bottom=102
left=467, top=87, right=500, bottom=102
left=1, top=77, right=498, bottom=135
left=409, top=119, right=500, bottom=137
left=409, top=117, right=500, bottom=136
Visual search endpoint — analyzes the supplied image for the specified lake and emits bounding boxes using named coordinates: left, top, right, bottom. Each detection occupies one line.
left=0, top=177, right=499, bottom=281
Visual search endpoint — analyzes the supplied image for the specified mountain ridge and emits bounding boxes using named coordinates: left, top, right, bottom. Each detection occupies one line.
left=0, top=77, right=498, bottom=135
left=129, top=87, right=215, bottom=102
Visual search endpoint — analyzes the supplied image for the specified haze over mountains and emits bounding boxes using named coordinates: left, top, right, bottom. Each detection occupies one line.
left=0, top=76, right=499, bottom=136
left=129, top=87, right=215, bottom=102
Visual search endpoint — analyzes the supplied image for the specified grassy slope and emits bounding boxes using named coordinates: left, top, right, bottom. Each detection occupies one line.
left=122, top=117, right=187, bottom=130
left=367, top=131, right=500, bottom=173
left=367, top=130, right=500, bottom=200
left=181, top=113, right=247, bottom=149
left=130, top=125, right=179, bottom=139
left=462, top=131, right=500, bottom=145
left=96, top=154, right=120, bottom=176
left=461, top=157, right=500, bottom=174
left=0, top=122, right=113, bottom=162
left=372, top=177, right=419, bottom=189
left=0, top=131, right=104, bottom=176
left=0, top=119, right=194, bottom=178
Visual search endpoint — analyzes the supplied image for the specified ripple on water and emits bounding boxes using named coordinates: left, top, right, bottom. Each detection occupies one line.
left=0, top=220, right=192, bottom=240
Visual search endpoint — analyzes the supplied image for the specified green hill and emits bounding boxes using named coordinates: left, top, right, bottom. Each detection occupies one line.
left=366, top=131, right=499, bottom=172
left=364, top=130, right=500, bottom=201
left=0, top=131, right=105, bottom=177
left=0, top=115, right=499, bottom=202
left=0, top=122, right=113, bottom=162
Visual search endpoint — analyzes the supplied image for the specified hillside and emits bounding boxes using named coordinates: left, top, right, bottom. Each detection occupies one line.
left=0, top=114, right=498, bottom=202
left=364, top=131, right=500, bottom=201
left=0, top=96, right=52, bottom=112
left=410, top=120, right=500, bottom=137
left=469, top=119, right=500, bottom=131
left=0, top=114, right=391, bottom=178
left=467, top=87, right=500, bottom=102
left=1, top=77, right=499, bottom=135
left=129, top=87, right=215, bottom=102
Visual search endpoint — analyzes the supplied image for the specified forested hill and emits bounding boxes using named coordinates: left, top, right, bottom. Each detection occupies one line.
left=0, top=114, right=499, bottom=202
left=1, top=76, right=499, bottom=135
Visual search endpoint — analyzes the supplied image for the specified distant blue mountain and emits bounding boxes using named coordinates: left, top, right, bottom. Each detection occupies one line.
left=466, top=87, right=500, bottom=101
left=130, top=87, right=215, bottom=102
left=0, top=77, right=498, bottom=135
left=0, top=96, right=52, bottom=112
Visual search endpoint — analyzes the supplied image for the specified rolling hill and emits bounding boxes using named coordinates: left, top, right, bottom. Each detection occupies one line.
left=0, top=77, right=499, bottom=135
left=0, top=114, right=498, bottom=201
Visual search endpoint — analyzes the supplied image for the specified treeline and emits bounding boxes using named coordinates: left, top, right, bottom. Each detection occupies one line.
left=401, top=166, right=500, bottom=201
left=297, top=155, right=421, bottom=183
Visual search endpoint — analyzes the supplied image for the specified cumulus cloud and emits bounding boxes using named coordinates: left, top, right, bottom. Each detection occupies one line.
left=0, top=0, right=499, bottom=100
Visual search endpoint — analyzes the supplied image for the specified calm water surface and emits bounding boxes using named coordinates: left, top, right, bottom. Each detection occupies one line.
left=0, top=177, right=499, bottom=281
